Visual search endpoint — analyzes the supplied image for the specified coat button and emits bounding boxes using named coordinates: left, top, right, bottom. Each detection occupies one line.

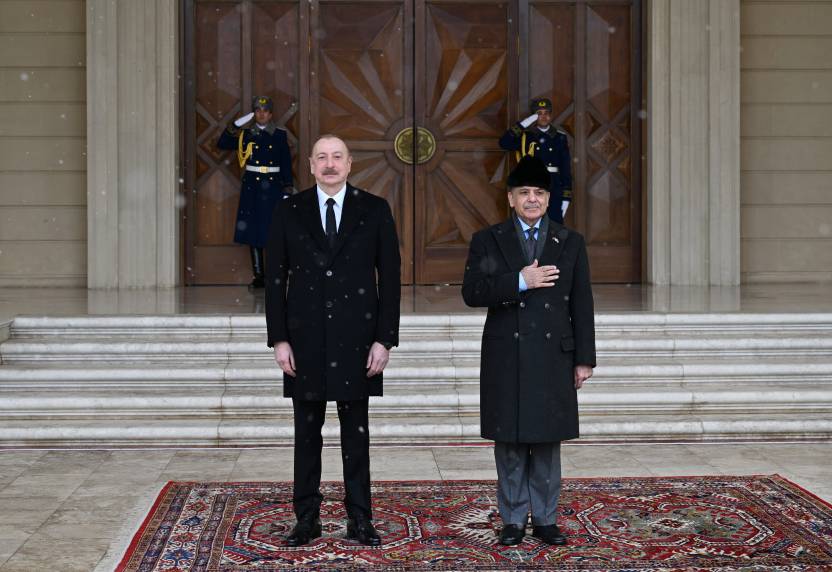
left=544, top=303, right=550, bottom=309
left=513, top=332, right=519, bottom=339
left=546, top=333, right=551, bottom=339
left=325, top=270, right=333, bottom=277
left=325, top=301, right=333, bottom=308
left=519, top=302, right=526, bottom=308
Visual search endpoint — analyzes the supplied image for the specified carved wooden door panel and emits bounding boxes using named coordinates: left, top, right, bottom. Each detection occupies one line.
left=580, top=2, right=642, bottom=282
left=311, top=0, right=414, bottom=283
left=185, top=0, right=642, bottom=285
left=185, top=1, right=302, bottom=285
left=413, top=0, right=516, bottom=283
left=525, top=0, right=642, bottom=282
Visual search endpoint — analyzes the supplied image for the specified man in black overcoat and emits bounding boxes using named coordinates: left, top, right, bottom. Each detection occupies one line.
left=462, top=155, right=596, bottom=547
left=218, top=95, right=294, bottom=288
left=265, top=135, right=401, bottom=547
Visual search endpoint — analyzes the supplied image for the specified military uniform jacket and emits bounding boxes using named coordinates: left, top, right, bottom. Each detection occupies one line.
left=461, top=217, right=596, bottom=443
left=217, top=124, right=293, bottom=247
left=499, top=124, right=573, bottom=222
left=265, top=185, right=401, bottom=401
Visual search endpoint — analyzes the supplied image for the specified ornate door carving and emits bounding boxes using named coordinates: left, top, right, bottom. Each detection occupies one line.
left=311, top=0, right=414, bottom=283
left=413, top=0, right=516, bottom=283
left=525, top=0, right=642, bottom=282
left=184, top=0, right=642, bottom=285
left=185, top=1, right=301, bottom=285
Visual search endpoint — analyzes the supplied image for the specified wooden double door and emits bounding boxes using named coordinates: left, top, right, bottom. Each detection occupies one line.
left=184, top=0, right=642, bottom=284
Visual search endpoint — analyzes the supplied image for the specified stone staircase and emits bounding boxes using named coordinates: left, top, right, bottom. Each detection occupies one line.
left=0, top=313, right=831, bottom=446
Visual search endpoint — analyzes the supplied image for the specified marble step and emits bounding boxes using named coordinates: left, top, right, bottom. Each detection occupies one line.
left=9, top=313, right=832, bottom=337
left=2, top=312, right=831, bottom=444
left=4, top=332, right=832, bottom=363
left=0, top=381, right=829, bottom=418
left=2, top=358, right=832, bottom=388
left=0, top=411, right=829, bottom=447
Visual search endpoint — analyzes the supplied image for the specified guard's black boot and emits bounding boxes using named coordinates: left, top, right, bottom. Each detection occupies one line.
left=249, top=246, right=265, bottom=289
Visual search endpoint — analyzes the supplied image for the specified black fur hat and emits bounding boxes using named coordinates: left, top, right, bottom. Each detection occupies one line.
left=507, top=155, right=551, bottom=190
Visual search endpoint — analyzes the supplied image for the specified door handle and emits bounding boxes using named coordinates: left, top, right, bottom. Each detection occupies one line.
left=394, top=127, right=436, bottom=165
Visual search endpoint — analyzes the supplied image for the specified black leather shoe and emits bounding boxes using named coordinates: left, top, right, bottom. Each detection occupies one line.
left=346, top=517, right=381, bottom=546
left=532, top=524, right=567, bottom=545
left=499, top=523, right=525, bottom=546
left=286, top=517, right=321, bottom=547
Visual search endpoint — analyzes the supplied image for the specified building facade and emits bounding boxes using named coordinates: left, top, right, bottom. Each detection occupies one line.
left=0, top=0, right=829, bottom=287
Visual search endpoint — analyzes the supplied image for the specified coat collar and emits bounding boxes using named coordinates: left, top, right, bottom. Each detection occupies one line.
left=298, top=183, right=366, bottom=262
left=539, top=219, right=569, bottom=265
left=492, top=215, right=568, bottom=270
left=299, top=187, right=329, bottom=253
left=248, top=122, right=277, bottom=136
left=492, top=217, right=527, bottom=272
left=330, top=184, right=365, bottom=260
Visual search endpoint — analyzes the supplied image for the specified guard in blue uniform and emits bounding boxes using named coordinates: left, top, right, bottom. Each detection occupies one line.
left=499, top=98, right=572, bottom=224
left=218, top=95, right=293, bottom=288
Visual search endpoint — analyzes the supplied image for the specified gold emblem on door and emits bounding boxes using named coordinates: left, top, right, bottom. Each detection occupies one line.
left=394, top=127, right=436, bottom=165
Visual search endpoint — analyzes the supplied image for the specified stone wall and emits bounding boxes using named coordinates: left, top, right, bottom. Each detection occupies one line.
left=741, top=1, right=832, bottom=282
left=0, top=0, right=87, bottom=286
left=1, top=0, right=830, bottom=287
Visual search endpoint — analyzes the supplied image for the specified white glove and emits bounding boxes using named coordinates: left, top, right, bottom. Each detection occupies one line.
left=234, top=112, right=254, bottom=127
left=520, top=113, right=538, bottom=128
left=561, top=201, right=569, bottom=219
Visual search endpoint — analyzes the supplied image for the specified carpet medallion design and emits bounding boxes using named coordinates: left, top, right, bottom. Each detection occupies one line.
left=117, top=475, right=832, bottom=571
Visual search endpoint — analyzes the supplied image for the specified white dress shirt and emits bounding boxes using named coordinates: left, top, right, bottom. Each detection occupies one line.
left=316, top=185, right=347, bottom=232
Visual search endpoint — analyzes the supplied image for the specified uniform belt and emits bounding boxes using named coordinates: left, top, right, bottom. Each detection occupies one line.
left=245, top=165, right=280, bottom=174
left=546, top=166, right=559, bottom=173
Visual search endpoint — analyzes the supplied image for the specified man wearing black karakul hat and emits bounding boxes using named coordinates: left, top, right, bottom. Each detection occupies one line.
left=462, top=155, right=596, bottom=547
left=218, top=95, right=294, bottom=288
left=499, top=98, right=573, bottom=223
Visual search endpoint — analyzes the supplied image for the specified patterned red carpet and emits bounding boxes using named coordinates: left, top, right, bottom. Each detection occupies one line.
left=117, top=475, right=832, bottom=571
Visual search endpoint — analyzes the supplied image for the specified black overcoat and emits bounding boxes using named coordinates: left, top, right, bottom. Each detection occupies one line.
left=265, top=185, right=401, bottom=401
left=217, top=124, right=294, bottom=247
left=462, top=217, right=596, bottom=443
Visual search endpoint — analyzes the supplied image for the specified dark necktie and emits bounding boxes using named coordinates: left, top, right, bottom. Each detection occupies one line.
left=325, top=198, right=337, bottom=248
left=526, top=227, right=537, bottom=263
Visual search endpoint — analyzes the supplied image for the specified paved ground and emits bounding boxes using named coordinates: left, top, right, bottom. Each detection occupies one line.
left=0, top=442, right=828, bottom=571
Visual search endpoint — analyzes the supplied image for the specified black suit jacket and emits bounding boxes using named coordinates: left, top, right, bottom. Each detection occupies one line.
left=265, top=184, right=401, bottom=401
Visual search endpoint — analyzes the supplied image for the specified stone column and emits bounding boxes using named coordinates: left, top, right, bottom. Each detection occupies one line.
left=647, top=0, right=740, bottom=286
left=86, top=0, right=180, bottom=288
left=86, top=0, right=119, bottom=288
